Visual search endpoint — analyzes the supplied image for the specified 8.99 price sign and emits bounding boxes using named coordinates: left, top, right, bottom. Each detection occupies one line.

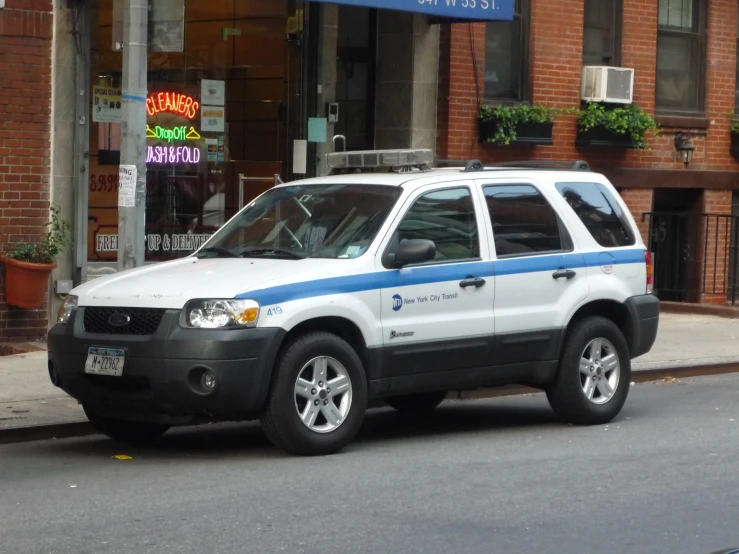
left=89, top=174, right=120, bottom=193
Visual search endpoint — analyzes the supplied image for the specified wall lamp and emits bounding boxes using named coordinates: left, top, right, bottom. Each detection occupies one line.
left=674, top=132, right=695, bottom=168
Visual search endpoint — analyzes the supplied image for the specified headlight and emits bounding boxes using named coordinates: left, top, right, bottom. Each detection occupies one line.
left=57, top=295, right=78, bottom=324
left=183, top=299, right=260, bottom=329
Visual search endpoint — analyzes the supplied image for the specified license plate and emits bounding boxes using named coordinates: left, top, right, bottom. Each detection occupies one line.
left=85, top=347, right=126, bottom=377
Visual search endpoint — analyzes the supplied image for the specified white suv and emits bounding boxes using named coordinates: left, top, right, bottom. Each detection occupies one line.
left=49, top=150, right=659, bottom=456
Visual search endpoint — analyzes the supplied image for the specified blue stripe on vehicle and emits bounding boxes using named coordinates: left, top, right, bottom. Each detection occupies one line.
left=238, top=248, right=646, bottom=306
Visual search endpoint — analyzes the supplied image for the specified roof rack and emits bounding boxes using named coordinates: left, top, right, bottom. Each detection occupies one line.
left=454, top=159, right=592, bottom=172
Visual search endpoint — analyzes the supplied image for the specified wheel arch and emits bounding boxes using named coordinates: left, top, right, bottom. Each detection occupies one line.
left=279, top=316, right=375, bottom=381
left=565, top=299, right=637, bottom=357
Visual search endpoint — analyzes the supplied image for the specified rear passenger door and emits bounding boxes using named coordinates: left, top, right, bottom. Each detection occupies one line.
left=378, top=183, right=495, bottom=377
left=477, top=180, right=589, bottom=365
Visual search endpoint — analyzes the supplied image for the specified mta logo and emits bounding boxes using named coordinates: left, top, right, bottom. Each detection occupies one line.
left=392, top=294, right=403, bottom=312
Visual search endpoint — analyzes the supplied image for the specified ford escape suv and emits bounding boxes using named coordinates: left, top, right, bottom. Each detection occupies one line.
left=48, top=150, right=659, bottom=456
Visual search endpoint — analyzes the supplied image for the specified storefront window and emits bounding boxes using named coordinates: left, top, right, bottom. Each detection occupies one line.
left=88, top=0, right=302, bottom=264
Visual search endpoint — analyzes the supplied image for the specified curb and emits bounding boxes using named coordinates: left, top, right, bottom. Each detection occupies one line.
left=2, top=361, right=739, bottom=446
left=660, top=301, right=739, bottom=319
left=0, top=421, right=95, bottom=446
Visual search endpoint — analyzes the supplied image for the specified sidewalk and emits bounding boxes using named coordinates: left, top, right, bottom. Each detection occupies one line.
left=0, top=350, right=86, bottom=432
left=2, top=312, right=739, bottom=437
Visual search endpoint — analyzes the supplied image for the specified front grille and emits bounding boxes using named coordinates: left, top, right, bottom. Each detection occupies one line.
left=83, top=307, right=166, bottom=335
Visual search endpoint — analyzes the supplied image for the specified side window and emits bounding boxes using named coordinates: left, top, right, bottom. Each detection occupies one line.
left=555, top=182, right=636, bottom=248
left=391, top=187, right=480, bottom=263
left=483, top=184, right=572, bottom=258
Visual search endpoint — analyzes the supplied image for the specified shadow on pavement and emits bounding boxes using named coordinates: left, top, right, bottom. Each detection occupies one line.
left=23, top=397, right=602, bottom=461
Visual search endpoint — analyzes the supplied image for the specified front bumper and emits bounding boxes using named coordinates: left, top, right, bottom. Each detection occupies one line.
left=624, top=294, right=660, bottom=359
left=47, top=308, right=285, bottom=425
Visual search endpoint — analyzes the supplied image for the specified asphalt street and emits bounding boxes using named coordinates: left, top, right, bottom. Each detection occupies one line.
left=1, top=374, right=739, bottom=554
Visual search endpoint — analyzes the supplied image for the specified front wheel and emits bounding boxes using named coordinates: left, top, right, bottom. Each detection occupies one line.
left=546, top=316, right=631, bottom=425
left=385, top=391, right=448, bottom=413
left=83, top=406, right=170, bottom=443
left=260, top=332, right=368, bottom=456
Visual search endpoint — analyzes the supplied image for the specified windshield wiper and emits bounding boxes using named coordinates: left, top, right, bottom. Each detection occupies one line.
left=196, top=247, right=238, bottom=259
left=240, top=247, right=307, bottom=260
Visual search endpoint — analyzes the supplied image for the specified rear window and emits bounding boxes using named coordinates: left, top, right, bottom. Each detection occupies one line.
left=555, top=182, right=636, bottom=248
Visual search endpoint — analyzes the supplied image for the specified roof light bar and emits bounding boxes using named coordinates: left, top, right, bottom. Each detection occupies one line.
left=327, top=149, right=434, bottom=172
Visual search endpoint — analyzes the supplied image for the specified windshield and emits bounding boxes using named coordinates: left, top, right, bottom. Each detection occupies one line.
left=196, top=183, right=401, bottom=260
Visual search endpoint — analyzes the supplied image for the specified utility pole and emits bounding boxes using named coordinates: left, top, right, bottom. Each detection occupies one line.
left=118, top=0, right=149, bottom=271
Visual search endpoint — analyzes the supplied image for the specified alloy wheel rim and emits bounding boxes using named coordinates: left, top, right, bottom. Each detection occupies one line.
left=579, top=338, right=620, bottom=405
left=294, top=356, right=353, bottom=434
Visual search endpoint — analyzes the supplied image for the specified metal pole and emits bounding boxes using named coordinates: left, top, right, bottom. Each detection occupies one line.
left=118, top=0, right=148, bottom=271
left=73, top=0, right=91, bottom=285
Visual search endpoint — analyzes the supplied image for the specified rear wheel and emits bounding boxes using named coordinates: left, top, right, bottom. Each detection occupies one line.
left=546, top=316, right=631, bottom=425
left=385, top=391, right=447, bottom=413
left=260, top=332, right=368, bottom=456
left=83, top=406, right=170, bottom=443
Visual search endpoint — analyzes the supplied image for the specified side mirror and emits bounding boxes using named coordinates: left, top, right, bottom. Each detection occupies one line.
left=392, top=239, right=436, bottom=267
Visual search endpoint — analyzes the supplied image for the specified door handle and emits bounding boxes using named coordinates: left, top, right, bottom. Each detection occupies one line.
left=460, top=277, right=486, bottom=289
left=552, top=269, right=577, bottom=280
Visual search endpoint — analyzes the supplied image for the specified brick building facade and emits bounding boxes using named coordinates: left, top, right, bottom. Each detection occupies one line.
left=437, top=0, right=739, bottom=305
left=0, top=0, right=54, bottom=339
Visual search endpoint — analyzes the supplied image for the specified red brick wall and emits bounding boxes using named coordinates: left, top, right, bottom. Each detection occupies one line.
left=618, top=188, right=654, bottom=244
left=437, top=0, right=739, bottom=306
left=0, top=0, right=54, bottom=340
left=704, top=0, right=739, bottom=171
left=437, top=0, right=739, bottom=172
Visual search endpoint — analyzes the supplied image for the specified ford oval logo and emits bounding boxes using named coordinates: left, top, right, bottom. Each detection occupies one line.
left=109, top=313, right=131, bottom=327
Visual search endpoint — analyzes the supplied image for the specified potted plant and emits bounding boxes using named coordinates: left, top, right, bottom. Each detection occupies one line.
left=478, top=104, right=564, bottom=146
left=1, top=204, right=70, bottom=309
left=729, top=111, right=739, bottom=158
left=576, top=102, right=660, bottom=150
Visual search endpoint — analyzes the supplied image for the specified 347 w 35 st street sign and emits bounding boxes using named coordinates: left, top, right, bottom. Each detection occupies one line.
left=307, top=0, right=514, bottom=21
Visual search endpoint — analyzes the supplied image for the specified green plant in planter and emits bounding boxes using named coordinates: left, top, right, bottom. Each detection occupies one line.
left=5, top=204, right=70, bottom=265
left=576, top=102, right=660, bottom=150
left=478, top=104, right=566, bottom=145
left=729, top=111, right=739, bottom=133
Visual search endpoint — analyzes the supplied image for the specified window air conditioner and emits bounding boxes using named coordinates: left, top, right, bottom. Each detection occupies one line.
left=581, top=66, right=634, bottom=104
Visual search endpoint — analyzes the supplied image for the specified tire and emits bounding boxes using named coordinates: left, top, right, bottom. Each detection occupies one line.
left=260, top=331, right=368, bottom=456
left=83, top=406, right=170, bottom=443
left=546, top=316, right=631, bottom=425
left=385, top=391, right=447, bottom=413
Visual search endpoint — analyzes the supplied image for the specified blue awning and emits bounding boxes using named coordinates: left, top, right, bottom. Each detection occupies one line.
left=307, top=0, right=513, bottom=21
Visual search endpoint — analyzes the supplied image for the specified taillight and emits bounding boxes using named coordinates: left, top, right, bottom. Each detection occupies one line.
left=645, top=250, right=654, bottom=294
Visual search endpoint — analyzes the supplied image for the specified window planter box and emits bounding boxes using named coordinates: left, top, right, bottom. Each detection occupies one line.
left=575, top=126, right=637, bottom=149
left=730, top=132, right=739, bottom=159
left=478, top=120, right=554, bottom=146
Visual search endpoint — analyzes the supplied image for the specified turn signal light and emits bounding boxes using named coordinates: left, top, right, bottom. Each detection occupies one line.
left=235, top=307, right=259, bottom=325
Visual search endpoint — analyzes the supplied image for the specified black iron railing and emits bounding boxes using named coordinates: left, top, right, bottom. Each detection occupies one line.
left=642, top=212, right=739, bottom=305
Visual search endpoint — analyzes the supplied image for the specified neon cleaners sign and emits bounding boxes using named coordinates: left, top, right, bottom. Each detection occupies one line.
left=146, top=92, right=199, bottom=119
left=147, top=145, right=201, bottom=164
